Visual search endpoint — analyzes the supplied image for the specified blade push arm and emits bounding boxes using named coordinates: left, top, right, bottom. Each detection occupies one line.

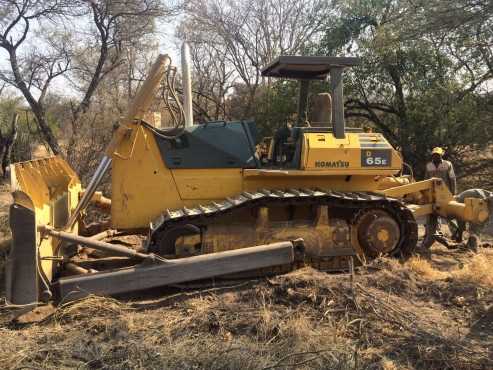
left=381, top=178, right=490, bottom=224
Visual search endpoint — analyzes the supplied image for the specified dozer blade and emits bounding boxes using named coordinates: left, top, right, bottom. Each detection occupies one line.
left=7, top=156, right=82, bottom=305
left=6, top=192, right=38, bottom=306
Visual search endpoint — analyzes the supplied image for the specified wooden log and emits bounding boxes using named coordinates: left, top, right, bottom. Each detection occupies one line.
left=55, top=240, right=304, bottom=301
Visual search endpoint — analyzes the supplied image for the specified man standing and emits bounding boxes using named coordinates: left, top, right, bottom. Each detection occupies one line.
left=425, top=147, right=457, bottom=194
left=422, top=147, right=457, bottom=249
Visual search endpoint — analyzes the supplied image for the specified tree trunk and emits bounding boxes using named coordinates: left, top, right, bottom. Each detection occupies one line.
left=72, top=41, right=109, bottom=123
left=8, top=48, right=62, bottom=156
left=2, top=113, right=18, bottom=177
left=243, top=86, right=257, bottom=119
left=30, top=104, right=62, bottom=156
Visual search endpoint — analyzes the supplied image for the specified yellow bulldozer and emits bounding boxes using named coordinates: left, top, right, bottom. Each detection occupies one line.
left=6, top=50, right=491, bottom=309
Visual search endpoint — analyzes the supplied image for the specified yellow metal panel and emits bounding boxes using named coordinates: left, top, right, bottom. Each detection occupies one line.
left=243, top=173, right=384, bottom=193
left=111, top=125, right=183, bottom=229
left=300, top=132, right=402, bottom=173
left=304, top=133, right=359, bottom=171
left=172, top=168, right=243, bottom=200
left=243, top=168, right=401, bottom=177
left=10, top=156, right=81, bottom=280
left=307, top=132, right=356, bottom=149
left=406, top=204, right=433, bottom=217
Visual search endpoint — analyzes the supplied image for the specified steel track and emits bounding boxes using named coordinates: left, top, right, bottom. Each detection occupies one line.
left=148, top=188, right=418, bottom=268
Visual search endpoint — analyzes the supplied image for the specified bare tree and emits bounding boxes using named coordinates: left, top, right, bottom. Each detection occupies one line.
left=66, top=0, right=169, bottom=161
left=71, top=0, right=165, bottom=120
left=182, top=0, right=330, bottom=118
left=0, top=82, right=7, bottom=97
left=0, top=0, right=169, bottom=156
left=178, top=24, right=236, bottom=121
left=0, top=0, right=73, bottom=154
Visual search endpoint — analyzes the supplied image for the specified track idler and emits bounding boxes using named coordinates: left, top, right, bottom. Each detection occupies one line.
left=354, top=209, right=401, bottom=257
left=149, top=224, right=202, bottom=256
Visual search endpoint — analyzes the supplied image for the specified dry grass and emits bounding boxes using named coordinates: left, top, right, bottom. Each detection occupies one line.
left=54, top=295, right=129, bottom=324
left=451, top=249, right=493, bottom=288
left=0, top=249, right=491, bottom=369
left=406, top=248, right=493, bottom=288
left=406, top=256, right=449, bottom=280
left=380, top=359, right=400, bottom=370
left=0, top=172, right=492, bottom=369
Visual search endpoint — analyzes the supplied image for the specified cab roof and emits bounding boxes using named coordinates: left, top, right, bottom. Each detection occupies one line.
left=261, top=56, right=360, bottom=80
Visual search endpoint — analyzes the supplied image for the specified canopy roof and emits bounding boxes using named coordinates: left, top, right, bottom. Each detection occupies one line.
left=261, top=56, right=360, bottom=80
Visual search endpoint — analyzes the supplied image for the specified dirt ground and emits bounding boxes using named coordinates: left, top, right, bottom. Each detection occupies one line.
left=0, top=183, right=492, bottom=370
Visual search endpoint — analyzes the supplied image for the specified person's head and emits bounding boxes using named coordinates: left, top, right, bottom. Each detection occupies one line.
left=431, top=147, right=444, bottom=163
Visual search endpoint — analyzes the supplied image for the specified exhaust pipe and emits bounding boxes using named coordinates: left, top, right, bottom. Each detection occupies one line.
left=181, top=42, right=194, bottom=128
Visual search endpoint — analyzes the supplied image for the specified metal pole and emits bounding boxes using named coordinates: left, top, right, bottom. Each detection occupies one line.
left=330, top=67, right=345, bottom=138
left=181, top=42, right=194, bottom=127
left=124, top=54, right=172, bottom=122
left=65, top=156, right=111, bottom=230
left=64, top=263, right=98, bottom=275
left=41, top=226, right=152, bottom=261
left=297, top=80, right=310, bottom=126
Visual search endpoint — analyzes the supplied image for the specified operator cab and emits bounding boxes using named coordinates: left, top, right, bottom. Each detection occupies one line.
left=259, top=55, right=360, bottom=169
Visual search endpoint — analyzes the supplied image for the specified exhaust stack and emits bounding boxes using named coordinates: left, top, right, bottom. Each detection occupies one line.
left=181, top=42, right=194, bottom=128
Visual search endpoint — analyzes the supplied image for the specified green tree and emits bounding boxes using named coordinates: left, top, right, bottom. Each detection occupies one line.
left=318, top=0, right=493, bottom=181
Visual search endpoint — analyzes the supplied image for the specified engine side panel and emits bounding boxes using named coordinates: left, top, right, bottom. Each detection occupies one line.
left=111, top=125, right=183, bottom=229
left=301, top=132, right=402, bottom=173
left=172, top=168, right=243, bottom=200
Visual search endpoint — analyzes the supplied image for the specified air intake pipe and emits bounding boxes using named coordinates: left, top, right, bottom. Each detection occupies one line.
left=181, top=42, right=194, bottom=128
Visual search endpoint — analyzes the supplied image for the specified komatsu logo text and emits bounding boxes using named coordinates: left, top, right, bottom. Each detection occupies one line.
left=314, top=160, right=349, bottom=168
